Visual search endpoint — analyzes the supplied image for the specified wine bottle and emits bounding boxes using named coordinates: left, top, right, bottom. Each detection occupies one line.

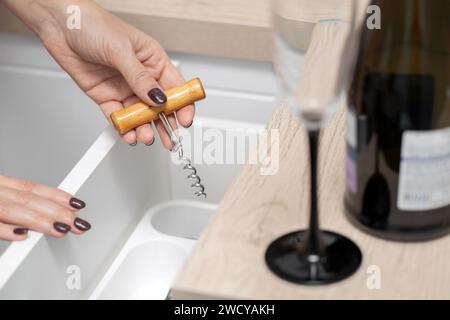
left=345, top=0, right=450, bottom=241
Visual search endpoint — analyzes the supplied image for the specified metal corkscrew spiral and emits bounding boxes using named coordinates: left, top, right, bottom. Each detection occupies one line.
left=158, top=113, right=207, bottom=198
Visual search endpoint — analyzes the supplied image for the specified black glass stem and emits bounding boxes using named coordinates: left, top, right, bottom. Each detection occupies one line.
left=265, top=128, right=362, bottom=285
left=303, top=129, right=324, bottom=255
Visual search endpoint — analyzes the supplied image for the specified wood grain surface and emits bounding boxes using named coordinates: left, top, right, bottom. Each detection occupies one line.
left=0, top=0, right=355, bottom=61
left=0, top=0, right=272, bottom=61
left=172, top=105, right=450, bottom=299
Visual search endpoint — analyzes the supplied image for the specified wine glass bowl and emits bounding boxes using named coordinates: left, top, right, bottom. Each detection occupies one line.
left=265, top=0, right=364, bottom=285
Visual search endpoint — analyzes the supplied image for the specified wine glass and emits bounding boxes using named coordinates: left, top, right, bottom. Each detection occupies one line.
left=265, top=0, right=364, bottom=285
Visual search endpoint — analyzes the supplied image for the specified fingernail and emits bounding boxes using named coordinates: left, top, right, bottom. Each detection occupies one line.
left=145, top=138, right=155, bottom=146
left=148, top=88, right=167, bottom=104
left=74, top=217, right=91, bottom=231
left=129, top=141, right=137, bottom=146
left=13, top=228, right=28, bottom=235
left=69, top=197, right=86, bottom=209
left=54, top=222, right=71, bottom=234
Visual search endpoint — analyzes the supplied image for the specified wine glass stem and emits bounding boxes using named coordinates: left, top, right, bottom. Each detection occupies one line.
left=304, top=128, right=325, bottom=256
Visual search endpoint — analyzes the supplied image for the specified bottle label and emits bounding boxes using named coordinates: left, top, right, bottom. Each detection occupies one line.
left=397, top=127, right=450, bottom=211
left=346, top=109, right=358, bottom=194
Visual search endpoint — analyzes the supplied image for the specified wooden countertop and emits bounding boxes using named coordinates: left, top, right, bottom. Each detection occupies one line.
left=0, top=0, right=272, bottom=61
left=171, top=105, right=450, bottom=299
left=0, top=0, right=357, bottom=61
left=98, top=0, right=272, bottom=61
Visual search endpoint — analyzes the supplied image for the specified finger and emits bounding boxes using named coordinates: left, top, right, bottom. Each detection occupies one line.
left=99, top=100, right=137, bottom=144
left=0, top=175, right=85, bottom=212
left=0, top=187, right=90, bottom=235
left=122, top=96, right=155, bottom=145
left=176, top=103, right=195, bottom=128
left=114, top=54, right=167, bottom=108
left=154, top=113, right=178, bottom=150
left=0, top=199, right=69, bottom=238
left=86, top=74, right=133, bottom=104
left=158, top=62, right=195, bottom=128
left=136, top=124, right=155, bottom=146
left=0, top=222, right=28, bottom=241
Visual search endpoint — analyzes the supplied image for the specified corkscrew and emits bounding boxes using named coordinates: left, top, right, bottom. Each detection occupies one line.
left=110, top=78, right=207, bottom=198
left=158, top=112, right=206, bottom=198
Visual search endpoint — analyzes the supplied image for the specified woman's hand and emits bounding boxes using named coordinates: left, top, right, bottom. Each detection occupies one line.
left=2, top=0, right=194, bottom=148
left=0, top=175, right=90, bottom=241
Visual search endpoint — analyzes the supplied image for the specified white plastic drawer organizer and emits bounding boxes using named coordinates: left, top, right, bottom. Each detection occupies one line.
left=0, top=34, right=278, bottom=299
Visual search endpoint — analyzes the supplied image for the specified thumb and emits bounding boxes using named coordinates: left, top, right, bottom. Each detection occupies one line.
left=114, top=54, right=167, bottom=107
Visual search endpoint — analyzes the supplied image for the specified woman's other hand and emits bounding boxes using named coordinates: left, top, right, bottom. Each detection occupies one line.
left=0, top=175, right=89, bottom=241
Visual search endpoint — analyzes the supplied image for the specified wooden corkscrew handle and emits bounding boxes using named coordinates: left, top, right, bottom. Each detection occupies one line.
left=110, top=78, right=206, bottom=135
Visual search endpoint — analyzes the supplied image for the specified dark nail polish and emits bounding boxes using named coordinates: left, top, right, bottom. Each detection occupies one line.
left=145, top=138, right=155, bottom=146
left=13, top=228, right=28, bottom=235
left=129, top=141, right=137, bottom=146
left=69, top=197, right=86, bottom=209
left=54, top=222, right=71, bottom=234
left=74, top=217, right=91, bottom=231
left=148, top=88, right=167, bottom=104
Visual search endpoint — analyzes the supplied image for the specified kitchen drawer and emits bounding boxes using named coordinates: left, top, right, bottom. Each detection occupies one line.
left=0, top=33, right=278, bottom=299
